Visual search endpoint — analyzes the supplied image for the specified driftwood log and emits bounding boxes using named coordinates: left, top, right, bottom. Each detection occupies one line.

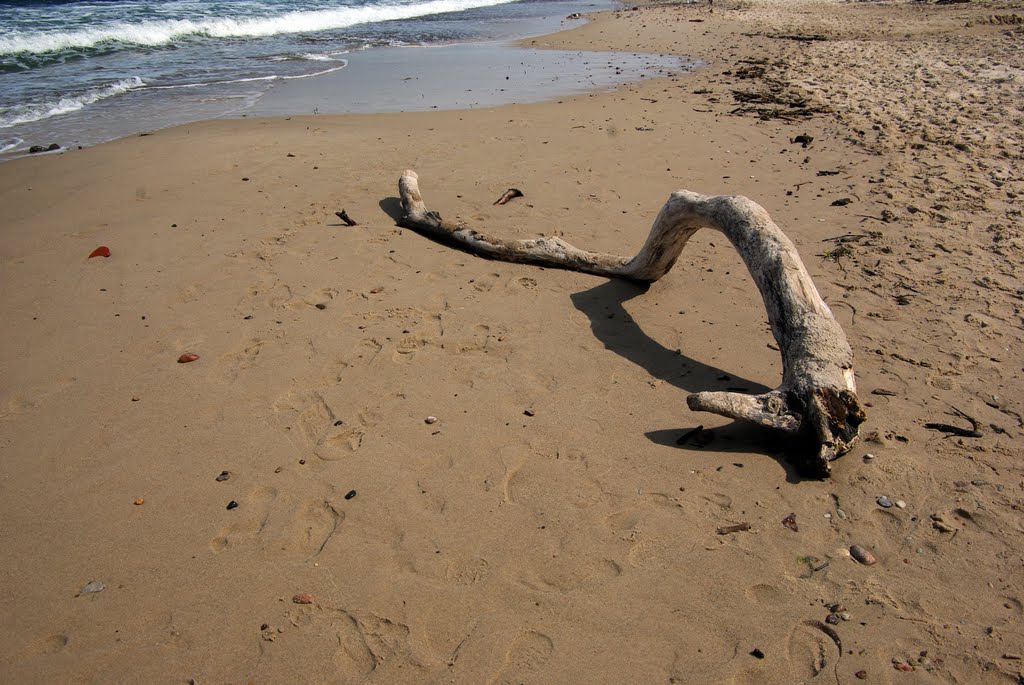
left=397, top=170, right=864, bottom=475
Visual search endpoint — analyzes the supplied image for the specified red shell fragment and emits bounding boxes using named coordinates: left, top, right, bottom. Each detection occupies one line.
left=89, top=246, right=111, bottom=258
left=177, top=353, right=200, bottom=363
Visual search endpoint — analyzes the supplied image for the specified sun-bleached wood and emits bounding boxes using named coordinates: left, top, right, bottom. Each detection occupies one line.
left=397, top=170, right=864, bottom=475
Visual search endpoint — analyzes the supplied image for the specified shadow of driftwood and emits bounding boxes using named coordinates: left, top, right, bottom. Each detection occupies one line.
left=569, top=279, right=770, bottom=396
left=571, top=279, right=805, bottom=479
left=379, top=197, right=404, bottom=223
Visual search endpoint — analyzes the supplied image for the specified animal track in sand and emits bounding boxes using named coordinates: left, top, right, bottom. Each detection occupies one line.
left=514, top=276, right=538, bottom=290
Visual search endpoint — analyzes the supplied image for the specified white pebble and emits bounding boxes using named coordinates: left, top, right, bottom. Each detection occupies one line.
left=895, top=500, right=906, bottom=509
left=864, top=453, right=876, bottom=460
left=424, top=416, right=437, bottom=424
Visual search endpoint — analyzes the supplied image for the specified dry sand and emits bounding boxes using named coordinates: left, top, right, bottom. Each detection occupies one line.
left=1, top=1, right=1023, bottom=683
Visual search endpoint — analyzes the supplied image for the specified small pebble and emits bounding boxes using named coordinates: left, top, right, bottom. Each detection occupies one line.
left=226, top=500, right=239, bottom=510
left=134, top=497, right=144, bottom=505
left=131, top=396, right=140, bottom=402
left=177, top=353, right=200, bottom=364
left=274, top=466, right=282, bottom=473
left=292, top=593, right=314, bottom=605
left=80, top=580, right=104, bottom=594
left=863, top=453, right=875, bottom=460
left=260, top=623, right=269, bottom=631
left=877, top=496, right=893, bottom=508
left=315, top=303, right=327, bottom=310
left=826, top=613, right=841, bottom=625
left=345, top=490, right=356, bottom=500
left=850, top=544, right=877, bottom=566
left=424, top=416, right=438, bottom=424
left=333, top=420, right=343, bottom=426
left=895, top=500, right=906, bottom=509
left=524, top=409, right=535, bottom=417
left=840, top=612, right=851, bottom=621
left=750, top=648, right=765, bottom=659
left=216, top=471, right=230, bottom=482
left=855, top=671, right=867, bottom=680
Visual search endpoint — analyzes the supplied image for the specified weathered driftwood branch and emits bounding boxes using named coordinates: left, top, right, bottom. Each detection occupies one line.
left=397, top=170, right=864, bottom=475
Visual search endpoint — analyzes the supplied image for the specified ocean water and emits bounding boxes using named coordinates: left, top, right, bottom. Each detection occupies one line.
left=0, top=0, right=692, bottom=156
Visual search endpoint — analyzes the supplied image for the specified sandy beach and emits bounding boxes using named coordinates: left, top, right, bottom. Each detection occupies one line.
left=1, top=0, right=1023, bottom=682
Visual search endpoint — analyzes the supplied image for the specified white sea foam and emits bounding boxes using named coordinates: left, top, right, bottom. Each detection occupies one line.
left=0, top=137, right=23, bottom=153
left=148, top=61, right=348, bottom=90
left=0, top=77, right=144, bottom=128
left=0, top=0, right=516, bottom=56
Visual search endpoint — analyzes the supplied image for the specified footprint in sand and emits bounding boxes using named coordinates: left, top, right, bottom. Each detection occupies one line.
left=472, top=272, right=502, bottom=293
left=272, top=390, right=372, bottom=460
left=210, top=488, right=343, bottom=559
left=217, top=338, right=265, bottom=381
left=209, top=485, right=277, bottom=553
left=272, top=498, right=344, bottom=560
left=258, top=608, right=377, bottom=680
left=26, top=633, right=69, bottom=657
left=785, top=621, right=841, bottom=682
left=490, top=631, right=554, bottom=685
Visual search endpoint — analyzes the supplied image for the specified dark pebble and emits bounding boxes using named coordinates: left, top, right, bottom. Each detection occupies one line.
left=334, top=420, right=343, bottom=426
left=216, top=471, right=230, bottom=482
left=826, top=613, right=841, bottom=625
left=315, top=303, right=327, bottom=310
left=299, top=459, right=306, bottom=465
left=750, top=648, right=765, bottom=659
left=260, top=623, right=269, bottom=631
left=345, top=490, right=357, bottom=500
left=831, top=198, right=853, bottom=206
left=524, top=409, right=535, bottom=417
left=855, top=671, right=867, bottom=680
left=226, top=501, right=239, bottom=510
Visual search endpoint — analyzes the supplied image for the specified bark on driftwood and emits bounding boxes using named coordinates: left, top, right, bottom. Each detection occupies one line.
left=396, top=169, right=864, bottom=475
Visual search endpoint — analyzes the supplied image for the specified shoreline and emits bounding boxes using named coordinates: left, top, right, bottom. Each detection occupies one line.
left=1, top=0, right=692, bottom=160
left=2, top=1, right=1023, bottom=683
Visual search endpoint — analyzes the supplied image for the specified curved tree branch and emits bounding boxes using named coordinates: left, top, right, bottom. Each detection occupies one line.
left=397, top=169, right=864, bottom=475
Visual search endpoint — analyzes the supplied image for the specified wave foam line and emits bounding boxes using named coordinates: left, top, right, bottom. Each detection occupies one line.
left=148, top=61, right=348, bottom=90
left=0, top=77, right=144, bottom=128
left=0, top=0, right=516, bottom=56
